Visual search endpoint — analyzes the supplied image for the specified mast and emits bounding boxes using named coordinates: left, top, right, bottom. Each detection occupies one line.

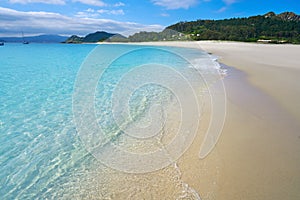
left=22, top=31, right=29, bottom=44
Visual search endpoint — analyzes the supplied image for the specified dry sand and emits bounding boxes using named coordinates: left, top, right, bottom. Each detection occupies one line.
left=194, top=41, right=300, bottom=200
left=182, top=41, right=300, bottom=200
left=97, top=41, right=300, bottom=199
left=132, top=41, right=300, bottom=199
left=197, top=41, right=300, bottom=122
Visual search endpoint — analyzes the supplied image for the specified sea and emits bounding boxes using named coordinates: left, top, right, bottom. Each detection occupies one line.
left=0, top=43, right=223, bottom=199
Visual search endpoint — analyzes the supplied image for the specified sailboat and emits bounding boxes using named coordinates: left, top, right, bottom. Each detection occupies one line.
left=22, top=32, right=29, bottom=44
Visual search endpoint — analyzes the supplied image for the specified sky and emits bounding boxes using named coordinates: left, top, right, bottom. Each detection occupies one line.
left=0, top=0, right=299, bottom=37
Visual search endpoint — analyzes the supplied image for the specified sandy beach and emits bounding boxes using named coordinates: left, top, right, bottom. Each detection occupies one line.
left=196, top=41, right=300, bottom=199
left=184, top=41, right=300, bottom=199
left=95, top=41, right=300, bottom=199
left=118, top=41, right=300, bottom=199
left=3, top=1, right=300, bottom=198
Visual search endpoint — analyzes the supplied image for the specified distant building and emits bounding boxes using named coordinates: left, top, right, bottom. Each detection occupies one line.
left=257, top=39, right=272, bottom=43
left=257, top=39, right=287, bottom=44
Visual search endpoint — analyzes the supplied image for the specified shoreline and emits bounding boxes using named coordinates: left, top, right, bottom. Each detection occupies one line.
left=181, top=41, right=300, bottom=199
left=107, top=41, right=300, bottom=122
left=196, top=41, right=300, bottom=122
left=119, top=41, right=300, bottom=199
left=76, top=41, right=300, bottom=199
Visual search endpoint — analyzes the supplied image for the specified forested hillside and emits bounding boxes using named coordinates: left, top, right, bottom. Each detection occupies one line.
left=167, top=12, right=300, bottom=43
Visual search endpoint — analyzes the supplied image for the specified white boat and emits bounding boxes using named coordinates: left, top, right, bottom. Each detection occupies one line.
left=22, top=32, right=29, bottom=44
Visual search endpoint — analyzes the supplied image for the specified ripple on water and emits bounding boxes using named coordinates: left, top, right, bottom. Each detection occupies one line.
left=0, top=44, right=221, bottom=199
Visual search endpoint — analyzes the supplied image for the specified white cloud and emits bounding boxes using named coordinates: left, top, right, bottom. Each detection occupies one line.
left=76, top=10, right=99, bottom=18
left=160, top=13, right=170, bottom=17
left=76, top=8, right=124, bottom=17
left=86, top=8, right=95, bottom=12
left=73, top=0, right=107, bottom=7
left=110, top=9, right=124, bottom=15
left=9, top=0, right=66, bottom=5
left=216, top=6, right=227, bottom=13
left=114, top=2, right=125, bottom=7
left=8, top=0, right=125, bottom=7
left=217, top=0, right=237, bottom=12
left=0, top=7, right=164, bottom=37
left=75, top=8, right=98, bottom=17
left=151, top=0, right=198, bottom=9
left=98, top=9, right=124, bottom=15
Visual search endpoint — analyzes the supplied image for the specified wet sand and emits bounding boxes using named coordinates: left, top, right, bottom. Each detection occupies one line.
left=95, top=41, right=300, bottom=199
left=135, top=41, right=300, bottom=199
left=197, top=41, right=300, bottom=122
left=180, top=41, right=300, bottom=199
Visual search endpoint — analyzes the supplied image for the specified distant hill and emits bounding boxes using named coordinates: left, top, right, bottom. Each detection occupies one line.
left=269, top=11, right=300, bottom=21
left=63, top=11, right=300, bottom=44
left=0, top=34, right=68, bottom=43
left=128, top=29, right=190, bottom=42
left=105, top=34, right=129, bottom=42
left=64, top=35, right=84, bottom=43
left=65, top=31, right=122, bottom=43
left=65, top=30, right=189, bottom=43
left=83, top=31, right=115, bottom=42
left=167, top=11, right=300, bottom=44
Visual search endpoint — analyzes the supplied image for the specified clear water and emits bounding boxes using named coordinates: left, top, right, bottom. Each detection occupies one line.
left=0, top=43, right=96, bottom=199
left=0, top=43, right=221, bottom=199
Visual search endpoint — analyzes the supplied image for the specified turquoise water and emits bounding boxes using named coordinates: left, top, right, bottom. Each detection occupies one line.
left=0, top=43, right=97, bottom=199
left=0, top=43, right=221, bottom=199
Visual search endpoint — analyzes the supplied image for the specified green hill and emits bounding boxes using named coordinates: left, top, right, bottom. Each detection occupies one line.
left=83, top=31, right=115, bottom=42
left=64, top=12, right=300, bottom=44
left=65, top=31, right=118, bottom=43
left=128, top=29, right=190, bottom=42
left=65, top=35, right=83, bottom=43
left=167, top=11, right=300, bottom=44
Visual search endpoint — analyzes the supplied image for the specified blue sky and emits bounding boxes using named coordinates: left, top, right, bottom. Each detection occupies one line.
left=0, top=0, right=299, bottom=37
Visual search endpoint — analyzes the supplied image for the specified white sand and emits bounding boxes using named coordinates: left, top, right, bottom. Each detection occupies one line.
left=197, top=41, right=300, bottom=122
left=97, top=41, right=300, bottom=199
left=127, top=41, right=300, bottom=122
left=129, top=41, right=300, bottom=199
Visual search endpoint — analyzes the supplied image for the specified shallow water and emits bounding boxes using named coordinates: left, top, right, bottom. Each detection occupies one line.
left=0, top=43, right=222, bottom=199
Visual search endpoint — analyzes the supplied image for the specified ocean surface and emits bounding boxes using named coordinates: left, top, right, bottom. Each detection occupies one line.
left=0, top=43, right=222, bottom=199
